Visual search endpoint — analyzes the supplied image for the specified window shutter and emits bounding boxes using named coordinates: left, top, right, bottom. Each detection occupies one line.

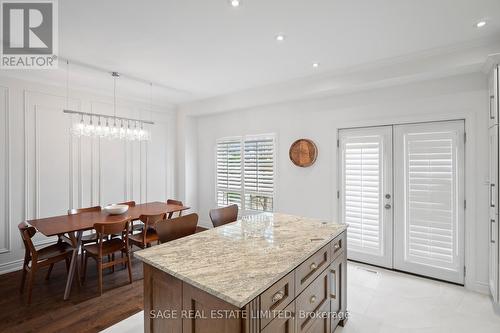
left=216, top=139, right=242, bottom=207
left=343, top=138, right=382, bottom=254
left=404, top=132, right=458, bottom=268
left=244, top=136, right=275, bottom=212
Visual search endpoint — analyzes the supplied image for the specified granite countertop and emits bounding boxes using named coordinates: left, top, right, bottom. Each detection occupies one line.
left=134, top=213, right=347, bottom=308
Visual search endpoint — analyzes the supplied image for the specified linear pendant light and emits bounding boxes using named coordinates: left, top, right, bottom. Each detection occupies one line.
left=64, top=66, right=153, bottom=141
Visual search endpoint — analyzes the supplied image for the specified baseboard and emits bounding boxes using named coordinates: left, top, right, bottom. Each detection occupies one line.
left=467, top=280, right=490, bottom=295
left=0, top=258, right=23, bottom=275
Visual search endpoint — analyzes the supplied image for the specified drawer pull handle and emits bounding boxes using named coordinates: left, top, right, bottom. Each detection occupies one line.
left=330, top=269, right=337, bottom=299
left=310, top=262, right=317, bottom=270
left=334, top=243, right=341, bottom=250
left=272, top=290, right=285, bottom=303
left=310, top=295, right=317, bottom=304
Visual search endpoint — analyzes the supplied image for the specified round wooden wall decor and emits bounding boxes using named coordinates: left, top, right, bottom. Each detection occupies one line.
left=289, top=139, right=318, bottom=167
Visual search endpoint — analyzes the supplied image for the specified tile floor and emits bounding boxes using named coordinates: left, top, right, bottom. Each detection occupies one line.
left=102, top=262, right=500, bottom=333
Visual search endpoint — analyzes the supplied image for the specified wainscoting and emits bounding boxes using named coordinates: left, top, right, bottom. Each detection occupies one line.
left=0, top=76, right=177, bottom=274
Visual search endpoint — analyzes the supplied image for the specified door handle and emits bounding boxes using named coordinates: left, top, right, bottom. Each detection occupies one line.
left=384, top=204, right=391, bottom=209
left=492, top=219, right=496, bottom=244
left=491, top=184, right=496, bottom=208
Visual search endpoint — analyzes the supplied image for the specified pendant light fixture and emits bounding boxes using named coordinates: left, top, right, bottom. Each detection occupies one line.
left=65, top=67, right=153, bottom=141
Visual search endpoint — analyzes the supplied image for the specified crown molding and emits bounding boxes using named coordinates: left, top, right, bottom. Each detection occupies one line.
left=180, top=37, right=500, bottom=116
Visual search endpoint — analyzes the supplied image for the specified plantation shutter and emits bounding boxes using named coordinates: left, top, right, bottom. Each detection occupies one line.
left=244, top=136, right=275, bottom=212
left=216, top=139, right=242, bottom=207
left=342, top=136, right=383, bottom=255
left=403, top=131, right=458, bottom=269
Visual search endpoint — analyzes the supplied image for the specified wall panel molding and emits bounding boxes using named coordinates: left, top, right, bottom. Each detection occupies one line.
left=0, top=87, right=10, bottom=254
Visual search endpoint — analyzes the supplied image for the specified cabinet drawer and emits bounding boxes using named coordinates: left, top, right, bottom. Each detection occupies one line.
left=303, top=303, right=330, bottom=333
left=261, top=271, right=295, bottom=328
left=295, top=268, right=329, bottom=333
left=295, top=244, right=330, bottom=295
left=261, top=301, right=296, bottom=333
left=330, top=233, right=345, bottom=261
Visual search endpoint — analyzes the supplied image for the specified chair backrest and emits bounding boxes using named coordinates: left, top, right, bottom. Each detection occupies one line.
left=18, top=222, right=37, bottom=258
left=94, top=218, right=131, bottom=237
left=167, top=199, right=183, bottom=206
left=117, top=201, right=136, bottom=207
left=139, top=213, right=166, bottom=228
left=166, top=199, right=183, bottom=218
left=156, top=213, right=199, bottom=243
left=209, top=204, right=238, bottom=228
left=93, top=218, right=131, bottom=254
left=68, top=206, right=102, bottom=215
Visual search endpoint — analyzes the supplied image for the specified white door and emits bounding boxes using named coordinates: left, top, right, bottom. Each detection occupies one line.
left=339, top=126, right=393, bottom=268
left=339, top=121, right=465, bottom=284
left=393, top=121, right=465, bottom=284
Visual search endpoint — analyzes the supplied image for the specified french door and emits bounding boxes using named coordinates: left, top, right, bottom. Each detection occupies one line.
left=339, top=120, right=465, bottom=284
left=339, top=126, right=393, bottom=268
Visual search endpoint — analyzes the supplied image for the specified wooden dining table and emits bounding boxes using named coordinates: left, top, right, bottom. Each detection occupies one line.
left=27, top=201, right=190, bottom=300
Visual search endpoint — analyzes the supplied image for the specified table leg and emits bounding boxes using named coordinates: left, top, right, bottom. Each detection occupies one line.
left=64, top=230, right=83, bottom=300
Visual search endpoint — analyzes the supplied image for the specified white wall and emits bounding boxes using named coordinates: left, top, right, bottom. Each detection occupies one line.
left=187, top=72, right=490, bottom=294
left=0, top=76, right=177, bottom=274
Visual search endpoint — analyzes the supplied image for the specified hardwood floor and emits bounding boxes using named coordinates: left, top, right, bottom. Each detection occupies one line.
left=0, top=226, right=207, bottom=333
left=0, top=255, right=143, bottom=333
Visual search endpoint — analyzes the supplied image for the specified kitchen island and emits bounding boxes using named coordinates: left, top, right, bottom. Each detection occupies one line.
left=135, top=213, right=348, bottom=333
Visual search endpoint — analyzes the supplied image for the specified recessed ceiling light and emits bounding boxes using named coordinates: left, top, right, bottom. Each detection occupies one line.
left=276, top=34, right=286, bottom=42
left=230, top=0, right=240, bottom=7
left=312, top=63, right=320, bottom=68
left=476, top=20, right=487, bottom=28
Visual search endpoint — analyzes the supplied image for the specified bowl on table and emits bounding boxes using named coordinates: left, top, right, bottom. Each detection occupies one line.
left=103, top=204, right=129, bottom=215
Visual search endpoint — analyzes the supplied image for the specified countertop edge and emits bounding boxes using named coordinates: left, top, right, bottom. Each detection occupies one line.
left=135, top=225, right=347, bottom=308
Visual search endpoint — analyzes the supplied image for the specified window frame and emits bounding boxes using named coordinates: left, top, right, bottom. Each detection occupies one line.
left=215, top=133, right=277, bottom=215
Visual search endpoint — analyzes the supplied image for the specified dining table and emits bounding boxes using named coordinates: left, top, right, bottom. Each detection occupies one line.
left=27, top=201, right=190, bottom=300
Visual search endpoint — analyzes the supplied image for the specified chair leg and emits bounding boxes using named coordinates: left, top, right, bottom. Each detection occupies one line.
left=111, top=253, right=115, bottom=273
left=126, top=251, right=132, bottom=284
left=20, top=266, right=27, bottom=293
left=82, top=253, right=89, bottom=284
left=26, top=268, right=35, bottom=305
left=98, top=258, right=103, bottom=296
left=45, top=263, right=54, bottom=280
left=80, top=243, right=85, bottom=273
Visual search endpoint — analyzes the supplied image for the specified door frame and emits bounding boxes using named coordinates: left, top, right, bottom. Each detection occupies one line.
left=337, top=118, right=467, bottom=285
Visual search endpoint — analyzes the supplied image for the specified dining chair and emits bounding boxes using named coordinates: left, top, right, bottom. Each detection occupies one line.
left=166, top=199, right=184, bottom=219
left=18, top=222, right=74, bottom=304
left=209, top=204, right=239, bottom=228
left=156, top=213, right=199, bottom=243
left=114, top=201, right=142, bottom=234
left=82, top=217, right=132, bottom=295
left=128, top=213, right=166, bottom=249
left=67, top=206, right=102, bottom=271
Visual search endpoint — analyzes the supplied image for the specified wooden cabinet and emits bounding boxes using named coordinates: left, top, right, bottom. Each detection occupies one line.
left=261, top=302, right=296, bottom=333
left=329, top=250, right=347, bottom=331
left=295, top=244, right=331, bottom=295
left=261, top=271, right=295, bottom=328
left=143, top=230, right=347, bottom=333
left=295, top=268, right=329, bottom=333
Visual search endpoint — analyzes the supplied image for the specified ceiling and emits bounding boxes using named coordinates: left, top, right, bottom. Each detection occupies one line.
left=5, top=0, right=500, bottom=104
